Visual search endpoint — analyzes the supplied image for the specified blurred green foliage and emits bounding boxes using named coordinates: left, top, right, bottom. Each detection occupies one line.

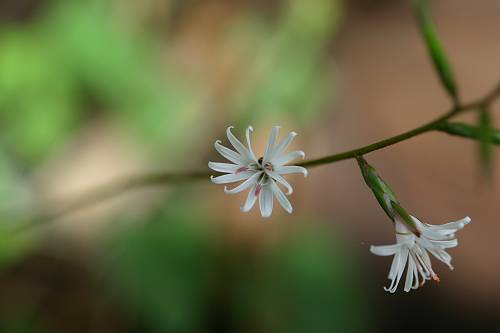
left=0, top=0, right=204, bottom=165
left=0, top=315, right=46, bottom=333
left=0, top=0, right=347, bottom=331
left=103, top=203, right=367, bottom=333
left=243, top=222, right=367, bottom=333
left=104, top=207, right=220, bottom=333
left=230, top=0, right=340, bottom=124
left=0, top=0, right=340, bottom=167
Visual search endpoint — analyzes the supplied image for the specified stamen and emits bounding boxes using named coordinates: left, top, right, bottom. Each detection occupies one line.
left=431, top=273, right=441, bottom=283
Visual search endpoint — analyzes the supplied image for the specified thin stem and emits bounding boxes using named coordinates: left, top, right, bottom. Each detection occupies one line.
left=298, top=104, right=464, bottom=167
left=20, top=80, right=500, bottom=225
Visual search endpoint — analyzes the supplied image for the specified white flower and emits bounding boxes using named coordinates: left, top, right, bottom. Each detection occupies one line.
left=370, top=214, right=471, bottom=293
left=209, top=126, right=308, bottom=218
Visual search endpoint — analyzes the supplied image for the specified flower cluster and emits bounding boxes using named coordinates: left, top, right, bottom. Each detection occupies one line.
left=209, top=126, right=471, bottom=293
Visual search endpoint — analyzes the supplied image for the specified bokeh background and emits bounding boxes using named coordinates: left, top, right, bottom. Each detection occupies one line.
left=1, top=0, right=499, bottom=332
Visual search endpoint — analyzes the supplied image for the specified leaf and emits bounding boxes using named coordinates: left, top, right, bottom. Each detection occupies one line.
left=413, top=0, right=458, bottom=102
left=478, top=107, right=494, bottom=178
left=437, top=122, right=500, bottom=144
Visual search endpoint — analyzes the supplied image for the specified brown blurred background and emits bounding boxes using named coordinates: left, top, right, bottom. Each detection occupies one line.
left=0, top=0, right=499, bottom=332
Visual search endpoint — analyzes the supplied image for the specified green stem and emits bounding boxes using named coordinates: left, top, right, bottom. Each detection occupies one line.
left=298, top=101, right=479, bottom=167
left=20, top=81, right=500, bottom=225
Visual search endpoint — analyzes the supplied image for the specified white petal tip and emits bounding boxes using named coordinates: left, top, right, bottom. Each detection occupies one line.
left=247, top=126, right=254, bottom=131
left=383, top=287, right=396, bottom=293
left=261, top=213, right=272, bottom=218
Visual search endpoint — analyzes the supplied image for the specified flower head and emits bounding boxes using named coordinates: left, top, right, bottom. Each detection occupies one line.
left=209, top=126, right=307, bottom=218
left=370, top=214, right=470, bottom=293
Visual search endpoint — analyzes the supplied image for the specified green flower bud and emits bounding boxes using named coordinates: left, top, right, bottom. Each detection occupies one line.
left=356, top=156, right=419, bottom=236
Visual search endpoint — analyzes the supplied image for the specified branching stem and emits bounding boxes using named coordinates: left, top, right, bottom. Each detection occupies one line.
left=21, top=81, right=500, bottom=226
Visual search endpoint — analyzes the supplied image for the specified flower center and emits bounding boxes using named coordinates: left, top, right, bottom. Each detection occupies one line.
left=257, top=156, right=274, bottom=172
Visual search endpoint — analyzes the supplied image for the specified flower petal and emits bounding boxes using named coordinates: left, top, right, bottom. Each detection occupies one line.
left=241, top=184, right=258, bottom=212
left=214, top=140, right=245, bottom=165
left=370, top=243, right=402, bottom=256
left=208, top=162, right=240, bottom=173
left=210, top=171, right=254, bottom=184
left=428, top=248, right=453, bottom=269
left=384, top=247, right=409, bottom=293
left=224, top=172, right=262, bottom=194
left=267, top=170, right=293, bottom=195
left=259, top=185, right=274, bottom=218
left=404, top=255, right=415, bottom=292
left=268, top=131, right=297, bottom=163
left=275, top=165, right=308, bottom=177
left=270, top=181, right=293, bottom=214
left=273, top=151, right=305, bottom=166
left=226, top=126, right=255, bottom=163
left=263, top=126, right=280, bottom=164
left=245, top=126, right=258, bottom=162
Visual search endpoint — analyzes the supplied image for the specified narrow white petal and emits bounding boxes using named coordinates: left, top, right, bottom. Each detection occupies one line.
left=267, top=170, right=293, bottom=195
left=428, top=248, right=453, bottom=269
left=424, top=216, right=471, bottom=234
left=385, top=248, right=409, bottom=293
left=370, top=243, right=402, bottom=256
left=224, top=172, right=262, bottom=194
left=241, top=184, right=258, bottom=212
left=208, top=162, right=240, bottom=173
left=411, top=256, right=420, bottom=289
left=385, top=253, right=401, bottom=292
left=214, top=140, right=245, bottom=165
left=275, top=165, right=308, bottom=177
left=404, top=256, right=415, bottom=292
left=273, top=150, right=305, bottom=166
left=245, top=126, right=258, bottom=162
left=270, top=181, right=293, bottom=214
left=226, top=126, right=254, bottom=163
left=387, top=252, right=401, bottom=280
left=263, top=126, right=280, bottom=163
left=259, top=185, right=274, bottom=218
left=410, top=251, right=430, bottom=282
left=210, top=171, right=254, bottom=184
left=269, top=131, right=297, bottom=163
